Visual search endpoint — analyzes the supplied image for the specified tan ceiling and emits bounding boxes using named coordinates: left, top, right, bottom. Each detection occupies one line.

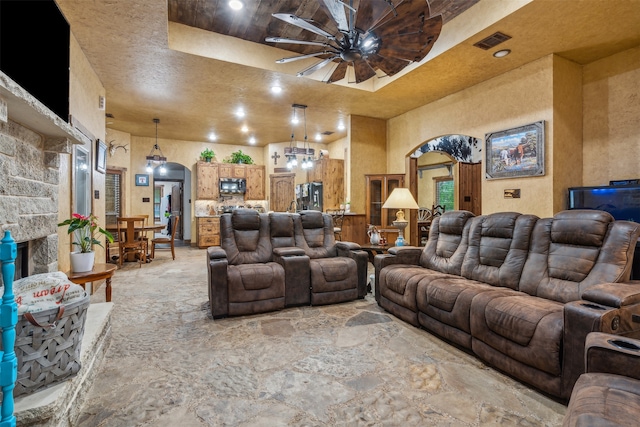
left=55, top=0, right=640, bottom=147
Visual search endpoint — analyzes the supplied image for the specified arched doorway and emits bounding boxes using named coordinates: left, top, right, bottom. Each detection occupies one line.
left=152, top=162, right=192, bottom=243
left=408, top=135, right=482, bottom=244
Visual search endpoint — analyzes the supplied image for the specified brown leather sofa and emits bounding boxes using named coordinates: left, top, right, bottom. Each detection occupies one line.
left=564, top=332, right=640, bottom=426
left=208, top=209, right=367, bottom=318
left=375, top=210, right=640, bottom=400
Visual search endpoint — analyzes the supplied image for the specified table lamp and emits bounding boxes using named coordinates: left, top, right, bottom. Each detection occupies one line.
left=382, top=188, right=419, bottom=246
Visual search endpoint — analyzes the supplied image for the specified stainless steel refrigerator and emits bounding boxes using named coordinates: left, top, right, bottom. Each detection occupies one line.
left=296, top=182, right=323, bottom=211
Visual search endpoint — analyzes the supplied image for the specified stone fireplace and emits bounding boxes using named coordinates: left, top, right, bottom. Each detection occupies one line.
left=0, top=72, right=82, bottom=284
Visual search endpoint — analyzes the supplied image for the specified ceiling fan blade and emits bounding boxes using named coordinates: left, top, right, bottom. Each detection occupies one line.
left=352, top=59, right=377, bottom=83
left=356, top=0, right=400, bottom=32
left=320, top=0, right=349, bottom=33
left=266, top=37, right=332, bottom=48
left=272, top=13, right=335, bottom=40
left=326, top=60, right=348, bottom=83
left=366, top=53, right=410, bottom=76
left=377, top=15, right=442, bottom=62
left=276, top=51, right=335, bottom=64
left=370, top=0, right=431, bottom=33
left=297, top=56, right=339, bottom=77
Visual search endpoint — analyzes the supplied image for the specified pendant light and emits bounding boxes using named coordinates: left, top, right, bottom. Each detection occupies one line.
left=146, top=118, right=167, bottom=175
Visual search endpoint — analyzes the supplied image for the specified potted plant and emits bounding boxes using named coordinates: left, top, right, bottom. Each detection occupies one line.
left=200, top=148, right=215, bottom=162
left=224, top=149, right=253, bottom=164
left=58, top=213, right=114, bottom=272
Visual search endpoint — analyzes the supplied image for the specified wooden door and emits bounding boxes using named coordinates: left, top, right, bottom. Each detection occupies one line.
left=458, top=162, right=482, bottom=215
left=270, top=173, right=295, bottom=212
left=171, top=184, right=182, bottom=239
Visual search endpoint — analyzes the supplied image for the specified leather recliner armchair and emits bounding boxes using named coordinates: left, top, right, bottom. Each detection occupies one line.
left=207, top=209, right=285, bottom=318
left=294, top=211, right=367, bottom=305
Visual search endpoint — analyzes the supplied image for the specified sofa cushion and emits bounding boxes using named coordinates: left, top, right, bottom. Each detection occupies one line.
left=461, top=212, right=537, bottom=289
left=420, top=210, right=475, bottom=274
left=519, top=210, right=640, bottom=303
left=471, top=291, right=564, bottom=376
left=564, top=373, right=640, bottom=427
left=227, top=263, right=285, bottom=303
left=296, top=211, right=337, bottom=258
left=221, top=209, right=273, bottom=264
left=269, top=212, right=296, bottom=248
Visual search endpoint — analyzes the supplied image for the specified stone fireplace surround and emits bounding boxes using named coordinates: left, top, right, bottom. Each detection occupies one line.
left=0, top=71, right=84, bottom=284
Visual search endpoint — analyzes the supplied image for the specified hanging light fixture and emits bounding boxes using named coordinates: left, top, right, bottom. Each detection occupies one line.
left=146, top=118, right=167, bottom=175
left=285, top=104, right=314, bottom=170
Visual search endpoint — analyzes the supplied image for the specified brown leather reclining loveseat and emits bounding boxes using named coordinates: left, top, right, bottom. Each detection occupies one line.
left=374, top=209, right=640, bottom=400
left=208, top=209, right=368, bottom=319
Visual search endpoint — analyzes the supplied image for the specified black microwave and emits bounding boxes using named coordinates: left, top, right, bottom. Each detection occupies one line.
left=219, top=178, right=246, bottom=194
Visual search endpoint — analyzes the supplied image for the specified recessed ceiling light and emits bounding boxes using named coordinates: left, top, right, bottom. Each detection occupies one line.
left=228, top=0, right=243, bottom=11
left=236, top=108, right=245, bottom=118
left=493, top=49, right=511, bottom=58
left=337, top=121, right=345, bottom=131
left=249, top=136, right=256, bottom=144
left=315, top=133, right=322, bottom=141
left=271, top=86, right=282, bottom=94
left=208, top=132, right=217, bottom=141
left=241, top=125, right=249, bottom=133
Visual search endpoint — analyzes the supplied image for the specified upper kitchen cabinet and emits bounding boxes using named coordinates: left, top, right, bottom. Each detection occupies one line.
left=308, top=158, right=344, bottom=210
left=245, top=165, right=265, bottom=200
left=197, top=161, right=219, bottom=199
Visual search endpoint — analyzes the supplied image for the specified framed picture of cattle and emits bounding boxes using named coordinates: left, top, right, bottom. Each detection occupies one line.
left=485, top=120, right=545, bottom=180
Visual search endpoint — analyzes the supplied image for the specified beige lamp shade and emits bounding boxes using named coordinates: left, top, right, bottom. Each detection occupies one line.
left=382, top=188, right=419, bottom=222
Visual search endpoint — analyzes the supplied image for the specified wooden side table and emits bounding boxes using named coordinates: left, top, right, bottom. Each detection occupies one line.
left=66, top=263, right=117, bottom=302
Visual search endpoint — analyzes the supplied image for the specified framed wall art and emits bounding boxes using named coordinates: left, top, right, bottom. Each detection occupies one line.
left=135, top=174, right=149, bottom=186
left=485, top=121, right=545, bottom=180
left=95, top=139, right=107, bottom=174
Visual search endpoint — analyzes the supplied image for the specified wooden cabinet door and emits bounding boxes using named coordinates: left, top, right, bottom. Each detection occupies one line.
left=322, top=159, right=344, bottom=210
left=218, top=164, right=232, bottom=178
left=197, top=162, right=219, bottom=199
left=458, top=162, right=482, bottom=215
left=270, top=173, right=295, bottom=212
left=365, top=174, right=405, bottom=227
left=245, top=165, right=265, bottom=200
left=232, top=164, right=246, bottom=178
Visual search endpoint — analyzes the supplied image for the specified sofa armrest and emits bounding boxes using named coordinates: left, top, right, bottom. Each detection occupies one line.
left=272, top=248, right=310, bottom=306
left=584, top=332, right=640, bottom=381
left=336, top=241, right=361, bottom=251
left=372, top=247, right=422, bottom=302
left=208, top=246, right=227, bottom=260
left=207, top=248, right=229, bottom=319
left=581, top=281, right=640, bottom=308
left=273, top=247, right=306, bottom=257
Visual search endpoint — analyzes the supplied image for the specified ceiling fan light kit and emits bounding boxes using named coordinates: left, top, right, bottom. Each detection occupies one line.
left=269, top=0, right=443, bottom=84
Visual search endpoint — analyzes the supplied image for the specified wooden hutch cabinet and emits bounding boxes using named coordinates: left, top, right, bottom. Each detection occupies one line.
left=365, top=174, right=405, bottom=234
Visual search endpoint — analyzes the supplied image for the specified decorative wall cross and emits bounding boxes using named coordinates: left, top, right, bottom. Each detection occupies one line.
left=271, top=151, right=281, bottom=165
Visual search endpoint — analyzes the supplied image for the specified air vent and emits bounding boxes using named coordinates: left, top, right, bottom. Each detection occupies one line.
left=473, top=32, right=511, bottom=50
left=322, top=131, right=334, bottom=136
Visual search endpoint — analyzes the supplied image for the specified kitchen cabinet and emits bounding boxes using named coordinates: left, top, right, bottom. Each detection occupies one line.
left=307, top=158, right=344, bottom=210
left=245, top=165, right=265, bottom=200
left=218, top=164, right=232, bottom=178
left=219, top=164, right=246, bottom=178
left=365, top=174, right=405, bottom=229
left=197, top=216, right=220, bottom=248
left=197, top=161, right=219, bottom=200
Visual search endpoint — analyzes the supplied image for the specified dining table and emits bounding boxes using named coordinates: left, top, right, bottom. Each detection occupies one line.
left=106, top=221, right=166, bottom=262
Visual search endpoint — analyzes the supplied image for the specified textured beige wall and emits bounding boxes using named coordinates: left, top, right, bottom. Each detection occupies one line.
left=59, top=35, right=107, bottom=270
left=551, top=56, right=583, bottom=211
left=583, top=46, right=640, bottom=186
left=389, top=55, right=558, bottom=217
left=350, top=115, right=387, bottom=215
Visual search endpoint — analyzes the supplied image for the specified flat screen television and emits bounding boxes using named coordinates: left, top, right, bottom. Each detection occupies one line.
left=0, top=0, right=70, bottom=122
left=568, top=185, right=640, bottom=223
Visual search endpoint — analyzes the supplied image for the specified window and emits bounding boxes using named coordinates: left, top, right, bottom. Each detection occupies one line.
left=74, top=145, right=91, bottom=216
left=105, top=170, right=122, bottom=225
left=434, top=177, right=454, bottom=212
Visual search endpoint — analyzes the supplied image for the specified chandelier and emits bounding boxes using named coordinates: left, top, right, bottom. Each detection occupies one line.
left=146, top=118, right=166, bottom=175
left=285, top=104, right=314, bottom=170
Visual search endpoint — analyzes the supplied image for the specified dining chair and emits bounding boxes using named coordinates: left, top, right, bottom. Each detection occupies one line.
left=328, top=209, right=345, bottom=241
left=116, top=216, right=147, bottom=267
left=151, top=215, right=180, bottom=260
left=417, top=207, right=433, bottom=246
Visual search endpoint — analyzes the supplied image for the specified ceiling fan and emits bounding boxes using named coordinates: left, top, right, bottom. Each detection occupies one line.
left=267, top=0, right=443, bottom=84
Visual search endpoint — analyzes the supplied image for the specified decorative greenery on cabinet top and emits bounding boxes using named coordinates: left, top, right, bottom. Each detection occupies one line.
left=223, top=150, right=254, bottom=164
